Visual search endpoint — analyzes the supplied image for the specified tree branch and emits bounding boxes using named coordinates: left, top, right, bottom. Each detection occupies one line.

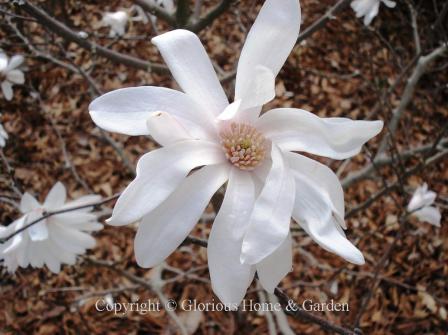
left=186, top=0, right=235, bottom=33
left=134, top=0, right=176, bottom=26
left=377, top=44, right=447, bottom=154
left=296, top=0, right=352, bottom=44
left=15, top=0, right=168, bottom=73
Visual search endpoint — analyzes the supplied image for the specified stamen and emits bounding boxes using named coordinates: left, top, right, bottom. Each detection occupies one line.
left=219, top=122, right=268, bottom=171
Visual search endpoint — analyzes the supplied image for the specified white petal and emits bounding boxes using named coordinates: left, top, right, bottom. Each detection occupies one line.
left=292, top=173, right=365, bottom=265
left=89, top=86, right=213, bottom=138
left=6, top=70, right=25, bottom=84
left=235, top=0, right=301, bottom=122
left=414, top=207, right=441, bottom=227
left=1, top=81, right=13, bottom=101
left=241, top=145, right=295, bottom=265
left=27, top=220, right=49, bottom=241
left=0, top=53, right=7, bottom=70
left=108, top=140, right=227, bottom=226
left=217, top=100, right=242, bottom=121
left=146, top=111, right=192, bottom=146
left=407, top=184, right=437, bottom=212
left=152, top=30, right=228, bottom=116
left=65, top=221, right=103, bottom=232
left=51, top=212, right=97, bottom=226
left=364, top=2, right=380, bottom=26
left=6, top=55, right=24, bottom=71
left=51, top=223, right=96, bottom=253
left=256, top=234, right=292, bottom=293
left=43, top=182, right=67, bottom=210
left=256, top=108, right=384, bottom=159
left=208, top=168, right=256, bottom=308
left=40, top=240, right=62, bottom=273
left=135, top=164, right=229, bottom=268
left=287, top=152, right=346, bottom=228
left=27, top=211, right=48, bottom=242
left=382, top=0, right=396, bottom=8
left=236, top=66, right=276, bottom=119
left=46, top=236, right=77, bottom=265
left=20, top=192, right=41, bottom=213
left=2, top=215, right=27, bottom=254
left=61, top=195, right=102, bottom=211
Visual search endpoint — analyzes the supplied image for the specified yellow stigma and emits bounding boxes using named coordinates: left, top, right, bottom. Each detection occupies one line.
left=219, top=122, right=268, bottom=171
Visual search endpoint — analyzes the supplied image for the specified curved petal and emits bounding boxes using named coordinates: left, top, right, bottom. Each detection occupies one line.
left=235, top=0, right=301, bottom=122
left=6, top=55, right=24, bottom=71
left=256, top=234, right=292, bottom=293
left=6, top=70, right=25, bottom=85
left=241, top=145, right=295, bottom=265
left=135, top=164, right=229, bottom=268
left=236, top=66, right=276, bottom=116
left=292, top=173, right=365, bottom=265
left=208, top=168, right=256, bottom=308
left=0, top=53, right=7, bottom=71
left=89, top=86, right=213, bottom=138
left=61, top=195, right=102, bottom=211
left=152, top=29, right=228, bottom=116
left=146, top=111, right=192, bottom=146
left=51, top=223, right=96, bottom=253
left=108, top=140, right=227, bottom=226
left=257, top=108, right=384, bottom=159
left=1, top=81, right=13, bottom=101
left=286, top=152, right=346, bottom=228
left=414, top=206, right=441, bottom=227
left=27, top=214, right=49, bottom=242
left=20, top=193, right=41, bottom=213
left=364, top=1, right=380, bottom=26
left=2, top=215, right=27, bottom=254
left=44, top=182, right=67, bottom=210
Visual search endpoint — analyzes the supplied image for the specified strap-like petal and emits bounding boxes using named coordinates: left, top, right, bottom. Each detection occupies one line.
left=107, top=140, right=227, bottom=226
left=135, top=164, right=229, bottom=268
left=235, top=0, right=301, bottom=122
left=257, top=108, right=383, bottom=159
left=208, top=167, right=256, bottom=308
left=152, top=29, right=228, bottom=116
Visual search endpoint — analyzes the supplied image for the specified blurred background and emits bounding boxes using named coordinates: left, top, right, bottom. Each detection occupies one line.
left=0, top=0, right=447, bottom=334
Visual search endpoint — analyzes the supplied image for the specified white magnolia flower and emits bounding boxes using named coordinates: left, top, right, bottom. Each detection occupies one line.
left=0, top=52, right=25, bottom=101
left=0, top=182, right=102, bottom=273
left=0, top=118, right=8, bottom=147
left=89, top=0, right=383, bottom=306
left=351, top=0, right=396, bottom=26
left=103, top=11, right=129, bottom=37
left=407, top=183, right=441, bottom=227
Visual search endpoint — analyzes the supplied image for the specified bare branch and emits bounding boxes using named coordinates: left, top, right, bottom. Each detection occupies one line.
left=134, top=0, right=176, bottom=26
left=187, top=0, right=235, bottom=33
left=14, top=0, right=169, bottom=73
left=296, top=0, right=352, bottom=44
left=377, top=44, right=447, bottom=155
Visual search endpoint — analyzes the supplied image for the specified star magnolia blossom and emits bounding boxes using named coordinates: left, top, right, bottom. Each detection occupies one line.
left=89, top=0, right=383, bottom=306
left=103, top=11, right=129, bottom=37
left=0, top=52, right=25, bottom=101
left=351, top=0, right=396, bottom=26
left=0, top=182, right=102, bottom=273
left=407, top=184, right=441, bottom=227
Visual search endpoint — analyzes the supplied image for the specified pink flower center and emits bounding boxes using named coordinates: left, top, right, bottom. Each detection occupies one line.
left=219, top=122, right=268, bottom=171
